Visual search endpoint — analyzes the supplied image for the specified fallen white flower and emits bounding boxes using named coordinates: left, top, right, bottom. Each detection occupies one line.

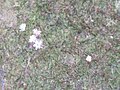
left=19, top=23, right=26, bottom=31
left=33, top=28, right=41, bottom=37
left=110, top=36, right=113, bottom=39
left=33, top=39, right=43, bottom=50
left=29, top=35, right=37, bottom=43
left=86, top=55, right=92, bottom=62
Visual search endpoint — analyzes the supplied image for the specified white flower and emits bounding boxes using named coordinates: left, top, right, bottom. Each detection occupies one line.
left=29, top=35, right=37, bottom=43
left=86, top=55, right=92, bottom=62
left=28, top=28, right=43, bottom=50
left=110, top=36, right=113, bottom=39
left=33, top=39, right=43, bottom=50
left=19, top=23, right=26, bottom=31
left=33, top=28, right=41, bottom=36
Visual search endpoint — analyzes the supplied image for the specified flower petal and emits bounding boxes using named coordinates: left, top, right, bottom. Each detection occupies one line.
left=86, top=55, right=92, bottom=62
left=29, top=35, right=37, bottom=43
left=33, top=28, right=41, bottom=36
left=19, top=23, right=26, bottom=31
left=33, top=39, right=43, bottom=50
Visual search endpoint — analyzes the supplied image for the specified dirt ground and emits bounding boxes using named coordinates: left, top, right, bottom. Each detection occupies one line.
left=0, top=0, right=17, bottom=29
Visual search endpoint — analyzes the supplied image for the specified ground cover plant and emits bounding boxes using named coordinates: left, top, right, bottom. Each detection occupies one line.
left=0, top=0, right=120, bottom=90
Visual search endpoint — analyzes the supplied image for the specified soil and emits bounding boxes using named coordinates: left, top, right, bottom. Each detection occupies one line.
left=0, top=0, right=17, bottom=29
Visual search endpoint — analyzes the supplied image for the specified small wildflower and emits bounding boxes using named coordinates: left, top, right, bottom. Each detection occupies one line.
left=29, top=35, right=37, bottom=43
left=86, top=55, right=92, bottom=62
left=28, top=28, right=43, bottom=50
left=33, top=39, right=43, bottom=50
left=19, top=23, right=26, bottom=31
left=33, top=28, right=41, bottom=37
left=110, top=36, right=113, bottom=39
left=91, top=19, right=94, bottom=22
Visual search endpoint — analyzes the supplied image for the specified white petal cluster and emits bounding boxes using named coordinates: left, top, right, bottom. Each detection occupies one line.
left=29, top=29, right=43, bottom=50
left=19, top=23, right=26, bottom=31
left=33, top=28, right=41, bottom=37
left=29, top=35, right=37, bottom=43
left=33, top=39, right=43, bottom=50
left=86, top=55, right=92, bottom=62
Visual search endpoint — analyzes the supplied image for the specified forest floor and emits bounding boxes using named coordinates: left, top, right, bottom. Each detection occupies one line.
left=0, top=0, right=120, bottom=90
